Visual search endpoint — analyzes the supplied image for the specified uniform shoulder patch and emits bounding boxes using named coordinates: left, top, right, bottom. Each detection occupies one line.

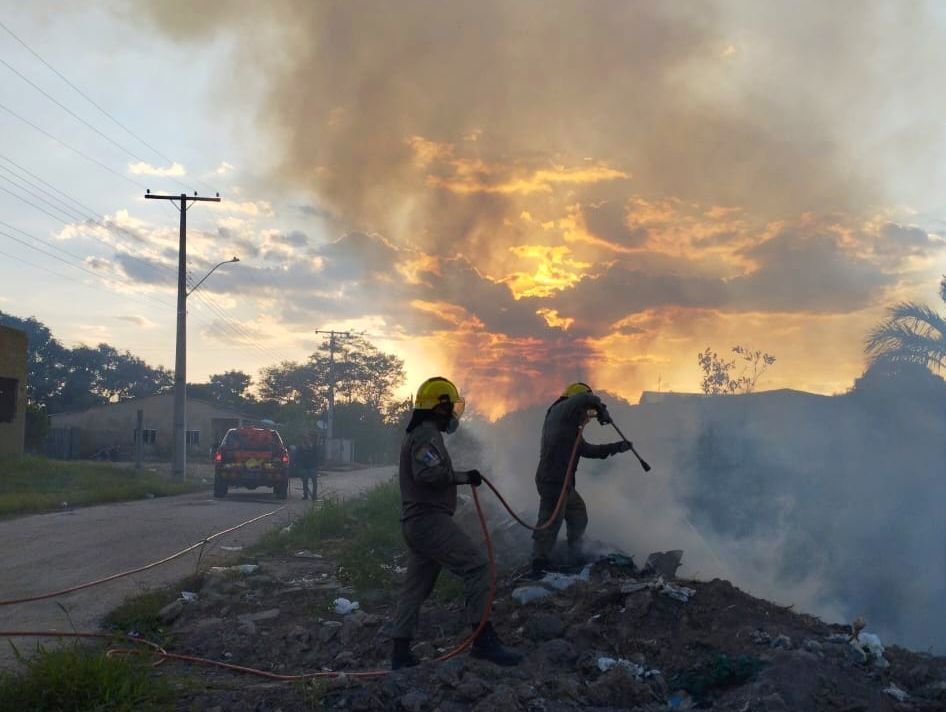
left=414, top=443, right=443, bottom=468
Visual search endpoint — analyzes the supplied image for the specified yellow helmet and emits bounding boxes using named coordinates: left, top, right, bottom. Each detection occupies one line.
left=562, top=382, right=592, bottom=398
left=415, top=377, right=465, bottom=418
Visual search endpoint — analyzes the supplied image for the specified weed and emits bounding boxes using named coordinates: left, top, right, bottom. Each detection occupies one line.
left=0, top=456, right=201, bottom=516
left=104, top=575, right=200, bottom=642
left=0, top=642, right=171, bottom=711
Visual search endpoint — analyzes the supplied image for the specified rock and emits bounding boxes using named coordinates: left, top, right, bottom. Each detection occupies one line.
left=511, top=585, right=554, bottom=605
left=565, top=621, right=602, bottom=648
left=237, top=620, right=257, bottom=636
left=473, top=684, right=521, bottom=712
left=432, top=659, right=465, bottom=688
left=246, top=575, right=274, bottom=588
left=319, top=620, right=342, bottom=643
left=341, top=614, right=365, bottom=646
left=192, top=616, right=224, bottom=631
left=586, top=668, right=653, bottom=708
left=399, top=690, right=429, bottom=712
left=238, top=607, right=280, bottom=623
left=334, top=650, right=355, bottom=667
left=915, top=681, right=946, bottom=701
left=883, top=683, right=909, bottom=702
left=361, top=613, right=383, bottom=626
left=536, top=638, right=578, bottom=667
left=751, top=629, right=772, bottom=645
left=157, top=599, right=184, bottom=624
left=770, top=634, right=792, bottom=650
left=802, top=639, right=823, bottom=654
left=456, top=676, right=489, bottom=701
left=623, top=590, right=653, bottom=618
left=524, top=613, right=565, bottom=641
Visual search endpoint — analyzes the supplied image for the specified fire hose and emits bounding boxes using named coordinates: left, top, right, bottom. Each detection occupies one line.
left=0, top=418, right=649, bottom=681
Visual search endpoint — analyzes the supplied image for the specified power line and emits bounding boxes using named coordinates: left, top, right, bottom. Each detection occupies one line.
left=0, top=56, right=147, bottom=164
left=0, top=18, right=216, bottom=194
left=0, top=100, right=146, bottom=189
left=0, top=160, right=87, bottom=220
left=0, top=173, right=83, bottom=223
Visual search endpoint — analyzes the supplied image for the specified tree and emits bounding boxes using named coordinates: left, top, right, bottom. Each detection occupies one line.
left=865, top=275, right=946, bottom=372
left=209, top=370, right=253, bottom=408
left=698, top=345, right=776, bottom=395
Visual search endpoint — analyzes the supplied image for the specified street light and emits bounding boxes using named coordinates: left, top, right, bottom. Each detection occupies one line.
left=188, top=257, right=240, bottom=296
left=172, top=256, right=240, bottom=481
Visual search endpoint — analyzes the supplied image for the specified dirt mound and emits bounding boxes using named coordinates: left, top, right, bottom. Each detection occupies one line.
left=151, top=552, right=946, bottom=711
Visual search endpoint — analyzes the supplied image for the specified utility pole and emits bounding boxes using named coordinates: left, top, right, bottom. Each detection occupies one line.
left=314, top=329, right=361, bottom=441
left=145, top=190, right=220, bottom=481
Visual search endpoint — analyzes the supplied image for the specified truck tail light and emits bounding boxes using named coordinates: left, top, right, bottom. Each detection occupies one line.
left=214, top=451, right=222, bottom=463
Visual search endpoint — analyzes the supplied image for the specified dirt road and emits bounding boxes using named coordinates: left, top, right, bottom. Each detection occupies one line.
left=0, top=466, right=395, bottom=668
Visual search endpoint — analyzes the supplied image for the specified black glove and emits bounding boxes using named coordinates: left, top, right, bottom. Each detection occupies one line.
left=614, top=440, right=632, bottom=454
left=596, top=404, right=613, bottom=425
left=457, top=469, right=483, bottom=487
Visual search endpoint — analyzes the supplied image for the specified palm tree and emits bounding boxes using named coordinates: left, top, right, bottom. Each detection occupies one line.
left=865, top=276, right=946, bottom=371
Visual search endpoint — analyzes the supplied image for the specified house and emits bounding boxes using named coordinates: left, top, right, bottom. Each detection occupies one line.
left=49, top=392, right=258, bottom=460
left=0, top=324, right=27, bottom=457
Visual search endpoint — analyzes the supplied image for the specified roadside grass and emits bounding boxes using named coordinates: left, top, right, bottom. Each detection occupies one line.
left=253, top=478, right=405, bottom=593
left=103, top=575, right=202, bottom=643
left=0, top=456, right=201, bottom=516
left=0, top=642, right=172, bottom=711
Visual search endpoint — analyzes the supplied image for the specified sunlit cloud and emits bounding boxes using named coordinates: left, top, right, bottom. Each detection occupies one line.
left=128, top=161, right=186, bottom=176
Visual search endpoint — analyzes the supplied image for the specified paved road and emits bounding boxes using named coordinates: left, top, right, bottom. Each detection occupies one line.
left=0, top=466, right=395, bottom=668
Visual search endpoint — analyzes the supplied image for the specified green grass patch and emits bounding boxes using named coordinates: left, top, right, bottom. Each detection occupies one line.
left=0, top=642, right=172, bottom=711
left=0, top=456, right=201, bottom=516
left=103, top=575, right=201, bottom=642
left=253, top=478, right=405, bottom=593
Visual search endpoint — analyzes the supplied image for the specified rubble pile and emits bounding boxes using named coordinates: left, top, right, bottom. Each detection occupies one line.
left=147, top=550, right=946, bottom=711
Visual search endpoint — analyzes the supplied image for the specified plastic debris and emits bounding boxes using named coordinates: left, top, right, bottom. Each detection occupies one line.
left=596, top=656, right=661, bottom=679
left=220, top=545, right=243, bottom=552
left=604, top=553, right=636, bottom=569
left=620, top=576, right=695, bottom=602
left=512, top=585, right=554, bottom=605
left=333, top=597, right=360, bottom=615
left=180, top=591, right=198, bottom=603
left=208, top=564, right=260, bottom=576
left=883, top=684, right=909, bottom=702
left=849, top=631, right=889, bottom=669
left=294, top=549, right=323, bottom=559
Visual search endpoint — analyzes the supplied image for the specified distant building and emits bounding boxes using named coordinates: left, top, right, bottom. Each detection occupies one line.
left=49, top=393, right=258, bottom=460
left=0, top=325, right=27, bottom=457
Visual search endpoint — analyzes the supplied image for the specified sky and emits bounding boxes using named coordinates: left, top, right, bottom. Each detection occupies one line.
left=2, top=1, right=946, bottom=418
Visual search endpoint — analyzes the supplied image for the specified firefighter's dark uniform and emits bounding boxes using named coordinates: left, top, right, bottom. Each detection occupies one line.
left=391, top=420, right=489, bottom=640
left=532, top=391, right=627, bottom=564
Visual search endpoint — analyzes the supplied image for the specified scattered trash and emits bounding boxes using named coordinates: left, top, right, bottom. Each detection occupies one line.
left=180, top=591, right=198, bottom=603
left=604, top=553, right=636, bottom=569
left=542, top=565, right=592, bottom=591
left=512, top=585, right=554, bottom=605
left=668, top=691, right=696, bottom=710
left=849, top=631, right=889, bottom=669
left=750, top=629, right=771, bottom=645
left=294, top=549, right=323, bottom=559
left=59, top=501, right=69, bottom=509
left=220, top=545, right=243, bottom=552
left=595, top=656, right=660, bottom=679
left=208, top=564, right=260, bottom=576
left=620, top=576, right=695, bottom=602
left=642, top=550, right=683, bottom=578
left=333, top=597, right=360, bottom=615
left=770, top=634, right=792, bottom=650
left=144, top=492, right=155, bottom=499
left=883, top=684, right=909, bottom=702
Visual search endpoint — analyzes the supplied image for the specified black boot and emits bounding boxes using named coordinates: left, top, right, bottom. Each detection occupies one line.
left=391, top=638, right=420, bottom=670
left=530, top=557, right=551, bottom=579
left=470, top=622, right=523, bottom=666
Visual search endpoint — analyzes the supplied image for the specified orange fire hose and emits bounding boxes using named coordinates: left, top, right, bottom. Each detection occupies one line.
left=0, top=424, right=590, bottom=680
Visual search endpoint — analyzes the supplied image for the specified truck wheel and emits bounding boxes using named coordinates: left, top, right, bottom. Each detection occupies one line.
left=213, top=476, right=228, bottom=498
left=274, top=482, right=288, bottom=500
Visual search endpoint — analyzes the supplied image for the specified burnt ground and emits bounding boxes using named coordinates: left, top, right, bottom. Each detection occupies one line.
left=143, top=548, right=946, bottom=711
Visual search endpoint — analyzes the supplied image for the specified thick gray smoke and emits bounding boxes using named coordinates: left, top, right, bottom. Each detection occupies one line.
left=475, top=368, right=946, bottom=654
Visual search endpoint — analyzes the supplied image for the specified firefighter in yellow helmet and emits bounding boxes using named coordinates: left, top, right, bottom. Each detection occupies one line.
left=531, top=382, right=632, bottom=576
left=390, top=377, right=522, bottom=669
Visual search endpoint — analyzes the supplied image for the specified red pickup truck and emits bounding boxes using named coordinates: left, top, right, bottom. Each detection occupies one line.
left=213, top=426, right=290, bottom=499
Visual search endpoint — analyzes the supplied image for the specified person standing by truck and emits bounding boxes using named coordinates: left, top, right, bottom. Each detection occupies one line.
left=297, top=434, right=320, bottom=500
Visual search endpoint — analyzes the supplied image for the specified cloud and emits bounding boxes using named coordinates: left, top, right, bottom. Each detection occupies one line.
left=129, top=161, right=186, bottom=176
left=115, top=315, right=157, bottom=328
left=215, top=161, right=235, bottom=175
